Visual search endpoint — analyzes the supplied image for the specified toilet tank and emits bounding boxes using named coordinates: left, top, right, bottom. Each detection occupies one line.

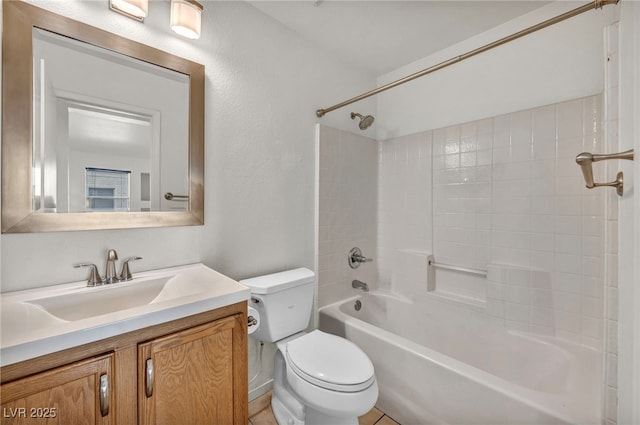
left=240, top=268, right=315, bottom=343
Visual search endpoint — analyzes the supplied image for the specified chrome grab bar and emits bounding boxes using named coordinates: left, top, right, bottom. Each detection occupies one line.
left=575, top=149, right=634, bottom=196
left=427, top=258, right=487, bottom=277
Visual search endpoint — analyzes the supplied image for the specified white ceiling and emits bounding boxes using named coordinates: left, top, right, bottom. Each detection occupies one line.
left=248, top=0, right=550, bottom=76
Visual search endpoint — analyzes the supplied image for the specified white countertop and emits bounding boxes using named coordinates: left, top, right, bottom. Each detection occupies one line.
left=1, top=263, right=250, bottom=367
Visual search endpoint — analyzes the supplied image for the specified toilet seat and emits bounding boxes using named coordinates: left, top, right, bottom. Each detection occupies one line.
left=285, top=330, right=375, bottom=392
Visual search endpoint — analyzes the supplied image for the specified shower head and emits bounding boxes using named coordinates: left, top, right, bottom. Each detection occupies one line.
left=350, top=112, right=374, bottom=130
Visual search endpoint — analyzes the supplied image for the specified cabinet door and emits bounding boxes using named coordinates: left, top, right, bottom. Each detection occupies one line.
left=0, top=353, right=113, bottom=425
left=138, top=315, right=243, bottom=425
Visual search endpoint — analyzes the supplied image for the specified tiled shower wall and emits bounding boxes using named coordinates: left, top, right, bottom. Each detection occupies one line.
left=318, top=92, right=615, bottom=423
left=317, top=125, right=378, bottom=308
left=377, top=132, right=433, bottom=287
left=378, top=94, right=607, bottom=349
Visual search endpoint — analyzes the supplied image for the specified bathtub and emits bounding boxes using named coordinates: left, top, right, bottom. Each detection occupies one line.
left=318, top=291, right=601, bottom=425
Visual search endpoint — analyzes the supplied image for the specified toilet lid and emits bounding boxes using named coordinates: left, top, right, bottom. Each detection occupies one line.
left=285, top=330, right=375, bottom=392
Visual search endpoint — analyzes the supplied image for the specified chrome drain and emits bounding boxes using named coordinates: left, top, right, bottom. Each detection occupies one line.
left=354, top=300, right=362, bottom=311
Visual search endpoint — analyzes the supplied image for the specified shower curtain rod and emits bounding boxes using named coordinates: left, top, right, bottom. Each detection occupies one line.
left=315, top=0, right=619, bottom=118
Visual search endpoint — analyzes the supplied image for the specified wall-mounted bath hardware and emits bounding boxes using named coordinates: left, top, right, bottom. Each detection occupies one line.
left=354, top=300, right=362, bottom=311
left=575, top=149, right=634, bottom=196
left=74, top=263, right=104, bottom=287
left=427, top=257, right=487, bottom=277
left=164, top=192, right=189, bottom=200
left=350, top=112, right=375, bottom=130
left=348, top=247, right=373, bottom=269
left=119, top=256, right=143, bottom=281
left=352, top=280, right=369, bottom=292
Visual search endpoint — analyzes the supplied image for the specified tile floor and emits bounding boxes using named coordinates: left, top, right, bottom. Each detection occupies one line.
left=248, top=391, right=400, bottom=425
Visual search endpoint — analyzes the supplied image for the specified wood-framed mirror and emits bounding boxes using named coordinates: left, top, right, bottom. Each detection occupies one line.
left=2, top=1, right=204, bottom=233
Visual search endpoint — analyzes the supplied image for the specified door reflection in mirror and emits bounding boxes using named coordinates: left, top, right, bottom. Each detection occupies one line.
left=31, top=27, right=189, bottom=214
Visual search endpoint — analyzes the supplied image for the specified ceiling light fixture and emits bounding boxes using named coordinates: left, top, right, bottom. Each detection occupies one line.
left=170, top=0, right=203, bottom=40
left=109, top=0, right=148, bottom=22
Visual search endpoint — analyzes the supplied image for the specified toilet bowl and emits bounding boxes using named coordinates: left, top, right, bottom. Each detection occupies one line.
left=241, top=269, right=378, bottom=425
left=279, top=331, right=378, bottom=422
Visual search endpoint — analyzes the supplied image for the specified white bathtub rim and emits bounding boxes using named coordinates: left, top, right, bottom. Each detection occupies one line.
left=319, top=291, right=601, bottom=425
left=321, top=291, right=598, bottom=356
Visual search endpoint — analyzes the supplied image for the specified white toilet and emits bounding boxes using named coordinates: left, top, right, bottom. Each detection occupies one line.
left=241, top=268, right=378, bottom=425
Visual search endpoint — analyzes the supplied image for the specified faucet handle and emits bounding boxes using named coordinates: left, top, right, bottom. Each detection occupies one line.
left=74, top=263, right=103, bottom=287
left=119, top=256, right=143, bottom=282
left=348, top=247, right=373, bottom=269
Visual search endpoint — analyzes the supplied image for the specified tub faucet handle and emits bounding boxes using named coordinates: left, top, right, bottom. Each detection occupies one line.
left=348, top=247, right=373, bottom=269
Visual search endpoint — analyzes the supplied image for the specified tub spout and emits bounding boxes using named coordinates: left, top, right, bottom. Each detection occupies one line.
left=352, top=279, right=369, bottom=292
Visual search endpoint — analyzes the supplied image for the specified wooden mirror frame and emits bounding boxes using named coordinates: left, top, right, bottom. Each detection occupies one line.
left=1, top=1, right=205, bottom=233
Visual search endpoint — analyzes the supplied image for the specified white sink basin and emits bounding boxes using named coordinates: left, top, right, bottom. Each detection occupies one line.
left=1, top=263, right=250, bottom=367
left=27, top=276, right=171, bottom=321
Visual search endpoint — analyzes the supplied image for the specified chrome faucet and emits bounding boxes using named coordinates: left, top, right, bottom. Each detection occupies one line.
left=352, top=279, right=369, bottom=292
left=75, top=250, right=142, bottom=286
left=104, top=249, right=119, bottom=284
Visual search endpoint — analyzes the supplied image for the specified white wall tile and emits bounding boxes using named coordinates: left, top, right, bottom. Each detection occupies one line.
left=531, top=307, right=555, bottom=327
left=606, top=286, right=618, bottom=320
left=557, top=98, right=584, bottom=140
left=506, top=302, right=530, bottom=323
left=370, top=96, right=608, bottom=401
left=532, top=289, right=554, bottom=308
left=318, top=126, right=378, bottom=307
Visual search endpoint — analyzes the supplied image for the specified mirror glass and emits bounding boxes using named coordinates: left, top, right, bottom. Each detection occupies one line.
left=1, top=1, right=204, bottom=233
left=32, top=28, right=189, bottom=214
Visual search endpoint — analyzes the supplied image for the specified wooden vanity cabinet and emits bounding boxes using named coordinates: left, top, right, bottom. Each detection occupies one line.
left=0, top=302, right=248, bottom=425
left=138, top=315, right=242, bottom=425
left=1, top=353, right=113, bottom=425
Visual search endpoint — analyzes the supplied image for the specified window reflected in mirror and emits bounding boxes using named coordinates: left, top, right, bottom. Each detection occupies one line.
left=85, top=168, right=131, bottom=212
